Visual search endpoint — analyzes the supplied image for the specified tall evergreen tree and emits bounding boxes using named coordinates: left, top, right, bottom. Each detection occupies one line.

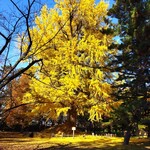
left=109, top=0, right=150, bottom=145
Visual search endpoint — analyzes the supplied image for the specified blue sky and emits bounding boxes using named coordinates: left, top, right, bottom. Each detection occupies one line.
left=0, top=0, right=56, bottom=15
left=0, top=0, right=114, bottom=11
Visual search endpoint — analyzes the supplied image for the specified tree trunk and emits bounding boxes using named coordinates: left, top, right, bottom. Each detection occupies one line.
left=123, top=130, right=131, bottom=145
left=134, top=122, right=139, bottom=136
left=67, top=105, right=77, bottom=127
left=147, top=125, right=150, bottom=138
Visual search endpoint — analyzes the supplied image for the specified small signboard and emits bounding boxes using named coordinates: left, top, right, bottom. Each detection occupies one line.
left=72, top=127, right=76, bottom=138
left=72, top=127, right=76, bottom=131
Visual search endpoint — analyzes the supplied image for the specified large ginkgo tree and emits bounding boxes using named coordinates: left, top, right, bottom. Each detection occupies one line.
left=22, top=0, right=115, bottom=126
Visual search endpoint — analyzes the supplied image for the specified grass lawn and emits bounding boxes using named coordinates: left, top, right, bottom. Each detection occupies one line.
left=0, top=133, right=149, bottom=150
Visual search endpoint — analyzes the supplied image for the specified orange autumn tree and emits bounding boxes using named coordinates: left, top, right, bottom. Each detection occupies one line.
left=22, top=0, right=114, bottom=126
left=5, top=74, right=31, bottom=128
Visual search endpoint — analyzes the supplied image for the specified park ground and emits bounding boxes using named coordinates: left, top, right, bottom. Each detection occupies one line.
left=0, top=132, right=150, bottom=150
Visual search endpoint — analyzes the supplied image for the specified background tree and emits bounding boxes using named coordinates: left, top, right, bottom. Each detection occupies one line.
left=4, top=74, right=31, bottom=130
left=0, top=0, right=59, bottom=124
left=21, top=0, right=115, bottom=130
left=0, top=0, right=46, bottom=129
left=109, top=0, right=150, bottom=145
left=0, top=65, right=17, bottom=127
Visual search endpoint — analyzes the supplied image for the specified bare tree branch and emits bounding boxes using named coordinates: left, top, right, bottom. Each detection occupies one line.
left=0, top=58, right=42, bottom=90
left=0, top=0, right=42, bottom=90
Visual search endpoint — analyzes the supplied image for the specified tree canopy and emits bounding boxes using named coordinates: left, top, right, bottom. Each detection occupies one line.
left=21, top=0, right=115, bottom=125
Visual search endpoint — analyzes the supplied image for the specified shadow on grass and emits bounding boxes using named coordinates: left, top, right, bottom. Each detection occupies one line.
left=0, top=138, right=32, bottom=143
left=38, top=139, right=150, bottom=150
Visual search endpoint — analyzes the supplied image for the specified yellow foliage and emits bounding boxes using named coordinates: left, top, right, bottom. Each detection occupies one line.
left=21, top=0, right=114, bottom=121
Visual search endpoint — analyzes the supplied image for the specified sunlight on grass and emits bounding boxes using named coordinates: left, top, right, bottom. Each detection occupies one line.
left=50, top=136, right=123, bottom=145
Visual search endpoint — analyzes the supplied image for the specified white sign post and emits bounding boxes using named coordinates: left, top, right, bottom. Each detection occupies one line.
left=72, top=127, right=76, bottom=138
